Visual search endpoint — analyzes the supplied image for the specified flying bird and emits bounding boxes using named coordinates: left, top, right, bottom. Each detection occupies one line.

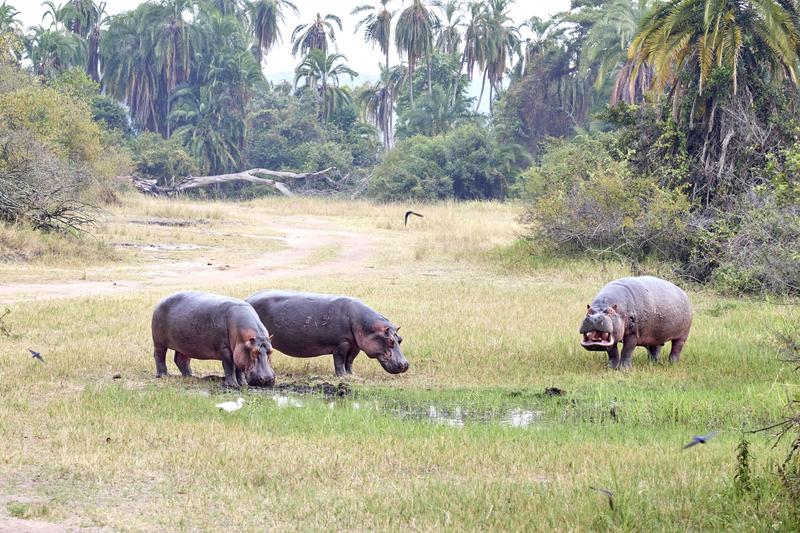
left=589, top=486, right=615, bottom=511
left=683, top=431, right=719, bottom=449
left=216, top=397, right=244, bottom=413
left=404, top=211, right=424, bottom=226
left=28, top=348, right=44, bottom=363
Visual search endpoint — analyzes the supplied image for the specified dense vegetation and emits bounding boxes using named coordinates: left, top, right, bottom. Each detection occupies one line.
left=0, top=0, right=798, bottom=294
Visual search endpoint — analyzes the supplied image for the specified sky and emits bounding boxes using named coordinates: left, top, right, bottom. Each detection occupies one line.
left=14, top=0, right=571, bottom=81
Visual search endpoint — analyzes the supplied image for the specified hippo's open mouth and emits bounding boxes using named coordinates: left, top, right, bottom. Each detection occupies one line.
left=580, top=331, right=615, bottom=347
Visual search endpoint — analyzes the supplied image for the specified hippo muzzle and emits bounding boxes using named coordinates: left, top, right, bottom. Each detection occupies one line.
left=378, top=346, right=409, bottom=374
left=246, top=344, right=276, bottom=387
left=579, top=309, right=618, bottom=350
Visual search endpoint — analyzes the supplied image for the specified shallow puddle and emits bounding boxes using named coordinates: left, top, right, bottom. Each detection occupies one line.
left=253, top=379, right=551, bottom=428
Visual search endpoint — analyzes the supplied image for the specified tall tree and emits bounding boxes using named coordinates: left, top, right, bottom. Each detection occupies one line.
left=248, top=0, right=298, bottom=66
left=581, top=0, right=652, bottom=104
left=25, top=25, right=86, bottom=78
left=395, top=0, right=436, bottom=105
left=630, top=0, right=800, bottom=98
left=294, top=49, right=358, bottom=121
left=352, top=0, right=395, bottom=148
left=291, top=12, right=342, bottom=57
left=481, top=0, right=519, bottom=112
left=352, top=0, right=394, bottom=76
left=432, top=0, right=463, bottom=56
left=0, top=1, right=23, bottom=63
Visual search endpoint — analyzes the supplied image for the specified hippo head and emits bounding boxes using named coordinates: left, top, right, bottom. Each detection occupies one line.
left=360, top=323, right=409, bottom=374
left=236, top=333, right=276, bottom=387
left=579, top=304, right=623, bottom=351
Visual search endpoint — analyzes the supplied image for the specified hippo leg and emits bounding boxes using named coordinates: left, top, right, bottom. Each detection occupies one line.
left=647, top=345, right=662, bottom=363
left=220, top=350, right=240, bottom=388
left=619, top=339, right=636, bottom=370
left=236, top=368, right=247, bottom=386
left=344, top=346, right=359, bottom=375
left=607, top=345, right=620, bottom=370
left=174, top=351, right=192, bottom=377
left=153, top=343, right=169, bottom=377
left=332, top=342, right=352, bottom=377
left=669, top=338, right=687, bottom=364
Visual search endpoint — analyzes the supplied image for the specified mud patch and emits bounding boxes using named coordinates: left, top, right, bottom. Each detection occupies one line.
left=116, top=243, right=208, bottom=252
left=127, top=218, right=204, bottom=227
left=271, top=379, right=352, bottom=398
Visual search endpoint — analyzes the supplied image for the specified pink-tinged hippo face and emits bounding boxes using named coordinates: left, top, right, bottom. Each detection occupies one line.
left=579, top=304, right=624, bottom=351
left=360, top=324, right=409, bottom=374
left=235, top=333, right=275, bottom=387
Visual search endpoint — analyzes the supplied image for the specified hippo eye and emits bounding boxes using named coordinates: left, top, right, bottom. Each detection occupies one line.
left=387, top=338, right=395, bottom=347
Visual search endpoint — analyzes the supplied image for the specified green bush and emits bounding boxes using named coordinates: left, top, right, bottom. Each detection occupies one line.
left=369, top=135, right=451, bottom=201
left=369, top=124, right=512, bottom=201
left=128, top=132, right=198, bottom=184
left=523, top=133, right=692, bottom=261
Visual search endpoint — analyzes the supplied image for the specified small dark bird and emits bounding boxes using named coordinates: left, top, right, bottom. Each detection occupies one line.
left=610, top=402, right=618, bottom=422
left=683, top=431, right=719, bottom=449
left=589, top=486, right=615, bottom=510
left=28, top=348, right=44, bottom=363
left=404, top=211, right=424, bottom=226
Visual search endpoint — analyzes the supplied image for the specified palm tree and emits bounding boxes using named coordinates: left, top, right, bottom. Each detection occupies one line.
left=395, top=0, right=436, bottom=105
left=294, top=49, right=358, bottom=120
left=152, top=0, right=200, bottom=136
left=517, top=16, right=565, bottom=77
left=101, top=5, right=164, bottom=132
left=25, top=24, right=86, bottom=78
left=352, top=0, right=394, bottom=76
left=581, top=0, right=652, bottom=104
left=291, top=12, right=342, bottom=57
left=0, top=1, right=23, bottom=63
left=432, top=0, right=463, bottom=56
left=480, top=0, right=519, bottom=112
left=358, top=78, right=392, bottom=148
left=170, top=85, right=243, bottom=174
left=630, top=0, right=800, bottom=98
left=248, top=0, right=298, bottom=66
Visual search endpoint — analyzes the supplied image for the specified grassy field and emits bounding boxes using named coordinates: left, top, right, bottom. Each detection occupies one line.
left=0, top=195, right=798, bottom=531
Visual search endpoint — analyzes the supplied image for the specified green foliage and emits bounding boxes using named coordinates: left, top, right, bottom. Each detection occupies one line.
left=735, top=439, right=754, bottom=495
left=369, top=134, right=450, bottom=201
left=766, top=141, right=800, bottom=207
left=49, top=66, right=99, bottom=102
left=370, top=123, right=513, bottom=201
left=90, top=95, right=130, bottom=134
left=128, top=132, right=198, bottom=184
left=244, top=83, right=378, bottom=176
left=525, top=133, right=692, bottom=261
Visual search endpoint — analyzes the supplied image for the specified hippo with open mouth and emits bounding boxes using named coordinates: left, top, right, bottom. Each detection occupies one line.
left=246, top=290, right=409, bottom=376
left=580, top=276, right=692, bottom=370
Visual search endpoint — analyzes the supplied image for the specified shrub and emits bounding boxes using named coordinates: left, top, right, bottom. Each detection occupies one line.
left=128, top=132, right=198, bottom=184
left=369, top=124, right=512, bottom=201
left=523, top=133, right=693, bottom=261
left=369, top=135, right=451, bottom=201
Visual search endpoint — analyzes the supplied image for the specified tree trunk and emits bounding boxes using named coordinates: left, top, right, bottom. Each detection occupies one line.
left=475, top=70, right=487, bottom=112
left=427, top=53, right=433, bottom=96
left=409, top=55, right=415, bottom=106
left=126, top=167, right=338, bottom=197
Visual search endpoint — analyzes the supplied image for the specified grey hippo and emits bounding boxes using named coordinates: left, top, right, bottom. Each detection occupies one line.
left=579, top=276, right=692, bottom=370
left=246, top=290, right=409, bottom=376
left=151, top=291, right=276, bottom=388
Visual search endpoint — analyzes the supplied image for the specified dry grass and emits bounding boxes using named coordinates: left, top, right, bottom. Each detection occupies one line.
left=0, top=195, right=797, bottom=531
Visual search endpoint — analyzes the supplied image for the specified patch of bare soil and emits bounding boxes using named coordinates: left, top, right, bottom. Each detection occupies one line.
left=0, top=217, right=371, bottom=302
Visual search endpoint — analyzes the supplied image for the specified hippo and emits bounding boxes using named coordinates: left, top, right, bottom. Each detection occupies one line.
left=245, top=290, right=409, bottom=376
left=151, top=291, right=276, bottom=388
left=579, top=276, right=692, bottom=370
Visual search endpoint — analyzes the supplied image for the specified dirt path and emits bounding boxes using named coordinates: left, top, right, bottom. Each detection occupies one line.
left=0, top=217, right=372, bottom=302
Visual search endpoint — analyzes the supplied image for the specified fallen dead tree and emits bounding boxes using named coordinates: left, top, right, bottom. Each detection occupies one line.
left=127, top=167, right=338, bottom=197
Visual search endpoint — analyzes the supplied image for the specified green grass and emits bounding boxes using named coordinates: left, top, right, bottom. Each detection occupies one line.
left=0, top=196, right=797, bottom=531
